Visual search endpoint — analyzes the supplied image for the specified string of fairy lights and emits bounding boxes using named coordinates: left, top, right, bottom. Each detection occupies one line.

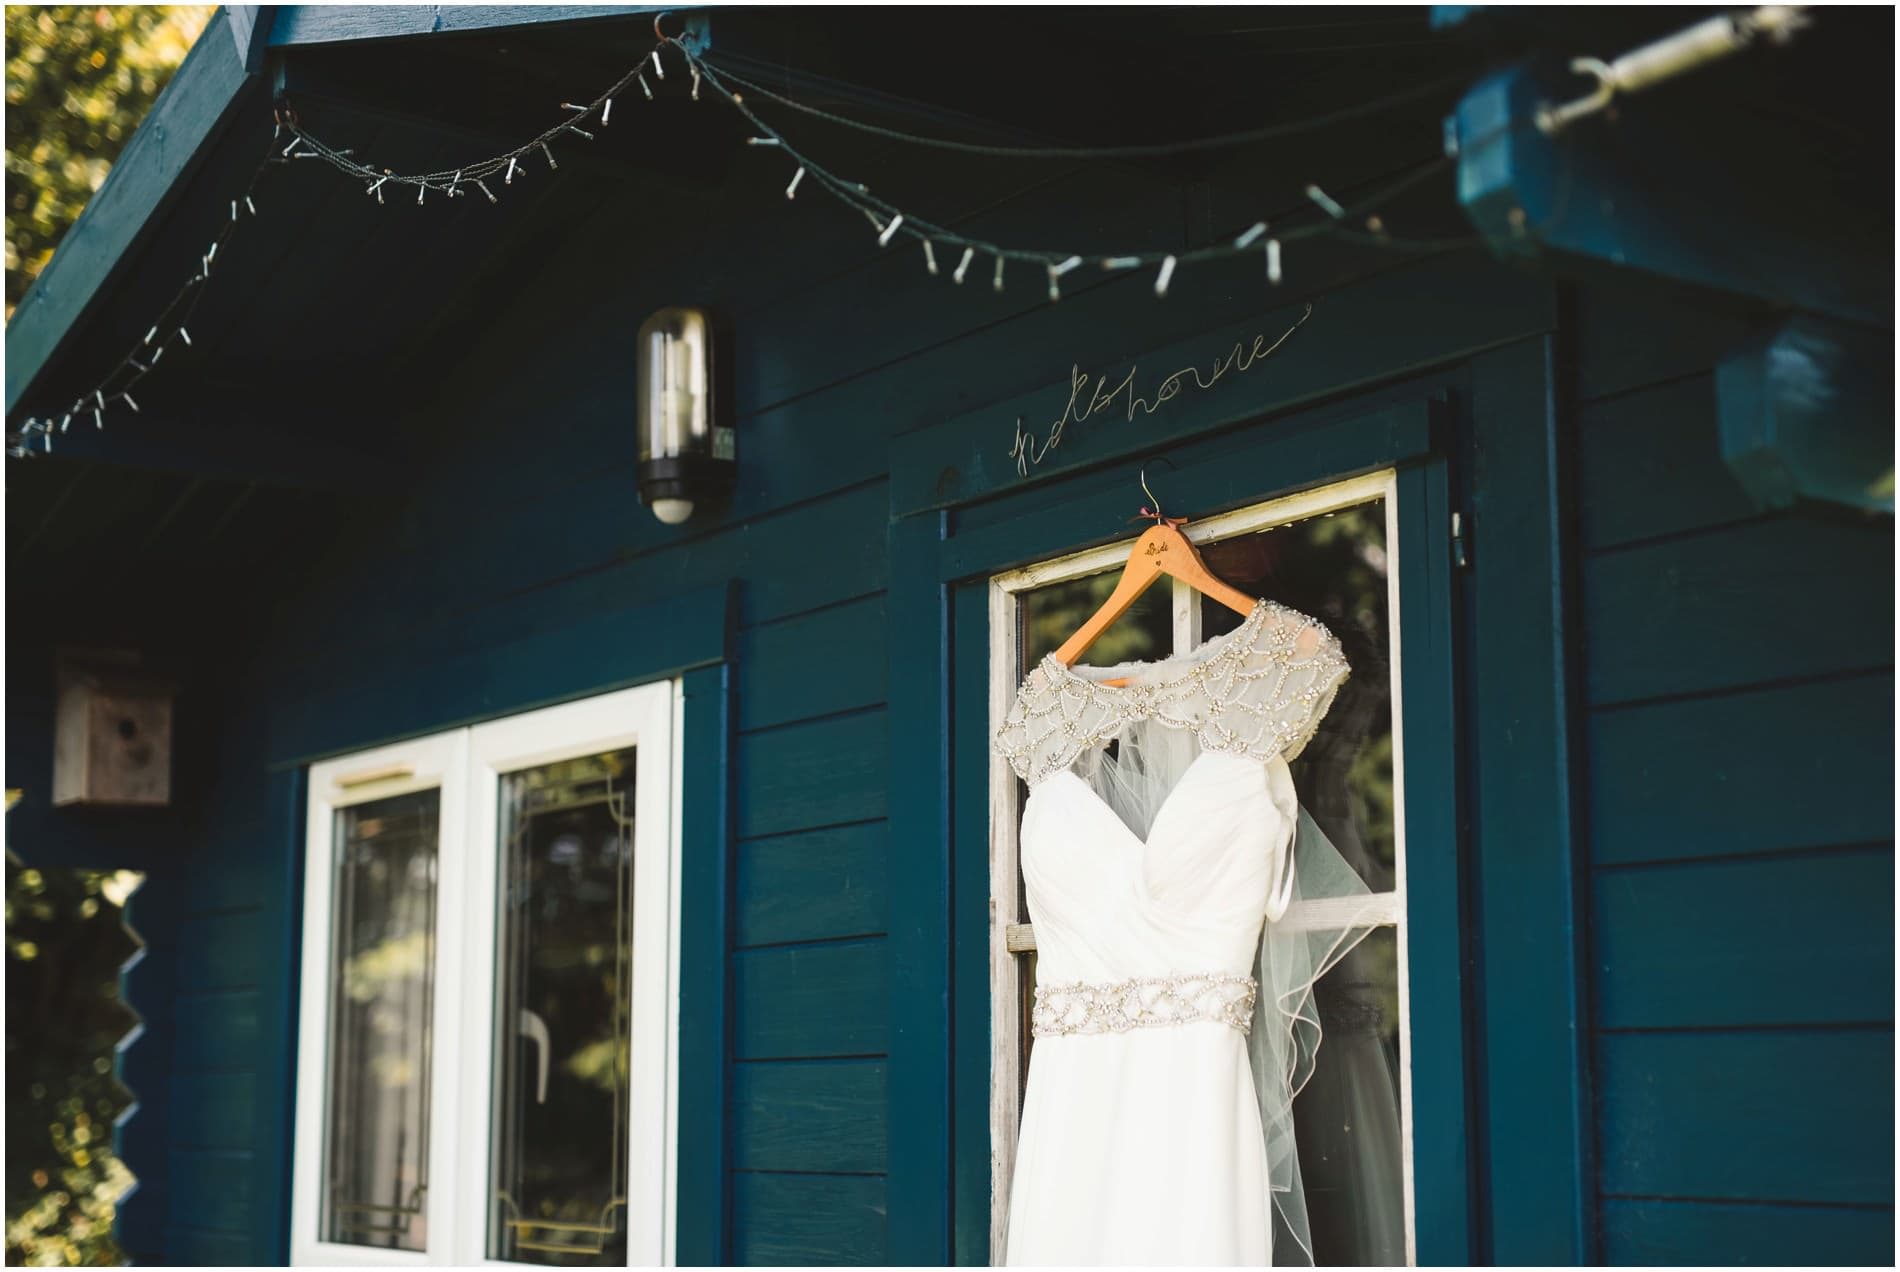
left=8, top=21, right=1475, bottom=459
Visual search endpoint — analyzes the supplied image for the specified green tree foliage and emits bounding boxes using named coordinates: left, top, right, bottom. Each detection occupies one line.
left=5, top=5, right=214, bottom=316
left=6, top=855, right=145, bottom=1267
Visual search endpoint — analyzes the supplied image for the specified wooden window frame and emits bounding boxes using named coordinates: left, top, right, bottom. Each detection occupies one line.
left=985, top=469, right=1417, bottom=1265
left=289, top=681, right=682, bottom=1267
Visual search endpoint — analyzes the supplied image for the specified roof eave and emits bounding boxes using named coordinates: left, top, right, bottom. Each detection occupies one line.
left=5, top=4, right=671, bottom=419
left=5, top=6, right=257, bottom=415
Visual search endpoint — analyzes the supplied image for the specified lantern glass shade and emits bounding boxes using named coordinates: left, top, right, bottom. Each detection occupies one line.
left=636, top=306, right=733, bottom=523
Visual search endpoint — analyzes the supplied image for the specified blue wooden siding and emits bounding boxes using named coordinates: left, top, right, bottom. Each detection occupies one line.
left=1573, top=276, right=1895, bottom=1265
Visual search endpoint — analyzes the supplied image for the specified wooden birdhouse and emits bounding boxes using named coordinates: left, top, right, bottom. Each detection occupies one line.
left=53, top=649, right=173, bottom=807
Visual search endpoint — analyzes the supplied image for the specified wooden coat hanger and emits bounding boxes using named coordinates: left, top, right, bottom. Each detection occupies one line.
left=1052, top=460, right=1259, bottom=686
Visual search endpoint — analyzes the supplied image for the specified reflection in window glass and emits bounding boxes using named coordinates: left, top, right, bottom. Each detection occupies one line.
left=323, top=790, right=440, bottom=1252
left=1018, top=569, right=1171, bottom=670
left=1201, top=501, right=1401, bottom=1266
left=1200, top=500, right=1393, bottom=890
left=1295, top=928, right=1405, bottom=1266
left=490, top=748, right=638, bottom=1266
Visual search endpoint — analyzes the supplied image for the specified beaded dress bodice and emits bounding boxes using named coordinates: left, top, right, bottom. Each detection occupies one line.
left=995, top=597, right=1350, bottom=788
left=994, top=596, right=1350, bottom=1000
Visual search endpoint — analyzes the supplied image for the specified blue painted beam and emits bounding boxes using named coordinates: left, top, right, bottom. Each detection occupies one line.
left=1448, top=62, right=1888, bottom=325
left=226, top=6, right=274, bottom=73
left=266, top=5, right=673, bottom=47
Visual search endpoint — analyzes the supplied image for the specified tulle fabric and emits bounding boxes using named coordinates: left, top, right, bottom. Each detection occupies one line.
left=1071, top=715, right=1384, bottom=1265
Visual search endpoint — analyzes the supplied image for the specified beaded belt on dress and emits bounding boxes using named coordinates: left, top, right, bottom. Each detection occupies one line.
left=1031, top=972, right=1257, bottom=1037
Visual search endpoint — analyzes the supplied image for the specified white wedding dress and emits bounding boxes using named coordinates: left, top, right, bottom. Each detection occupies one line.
left=995, top=597, right=1370, bottom=1266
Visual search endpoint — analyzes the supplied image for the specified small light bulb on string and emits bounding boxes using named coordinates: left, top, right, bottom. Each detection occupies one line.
left=877, top=213, right=904, bottom=247
left=602, top=98, right=613, bottom=124
left=746, top=136, right=781, bottom=147
left=178, top=328, right=192, bottom=346
left=505, top=156, right=519, bottom=185
left=922, top=239, right=938, bottom=275
left=567, top=125, right=594, bottom=141
left=144, top=326, right=158, bottom=345
left=785, top=167, right=805, bottom=199
left=1234, top=221, right=1268, bottom=249
left=1266, top=238, right=1283, bottom=284
left=953, top=247, right=974, bottom=284
left=1305, top=184, right=1346, bottom=219
left=149, top=346, right=163, bottom=365
left=450, top=169, right=464, bottom=197
left=639, top=72, right=653, bottom=100
left=59, top=414, right=72, bottom=433
left=246, top=196, right=257, bottom=215
left=1154, top=254, right=1177, bottom=298
left=691, top=66, right=702, bottom=100
left=1102, top=256, right=1141, bottom=271
left=476, top=179, right=497, bottom=204
left=542, top=143, right=558, bottom=171
left=1046, top=255, right=1081, bottom=302
left=122, top=392, right=139, bottom=413
left=95, top=390, right=105, bottom=410
left=651, top=49, right=665, bottom=79
left=993, top=255, right=1006, bottom=293
left=93, top=409, right=104, bottom=430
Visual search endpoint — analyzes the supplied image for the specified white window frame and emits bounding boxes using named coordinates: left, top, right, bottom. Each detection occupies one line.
left=291, top=681, right=681, bottom=1267
left=985, top=470, right=1416, bottom=1265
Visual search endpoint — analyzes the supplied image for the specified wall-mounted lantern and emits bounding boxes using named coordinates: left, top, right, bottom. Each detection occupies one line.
left=637, top=306, right=735, bottom=525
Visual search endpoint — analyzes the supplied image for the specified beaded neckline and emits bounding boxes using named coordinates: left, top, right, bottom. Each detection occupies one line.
left=1040, top=596, right=1273, bottom=693
left=995, top=595, right=1351, bottom=786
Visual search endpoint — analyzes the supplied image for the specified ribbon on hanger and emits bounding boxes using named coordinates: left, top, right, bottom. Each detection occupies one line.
left=1131, top=505, right=1189, bottom=529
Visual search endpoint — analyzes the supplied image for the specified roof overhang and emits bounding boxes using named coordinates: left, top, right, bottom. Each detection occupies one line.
left=4, top=4, right=669, bottom=418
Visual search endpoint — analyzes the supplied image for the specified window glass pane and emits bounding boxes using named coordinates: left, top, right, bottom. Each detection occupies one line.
left=1288, top=926, right=1405, bottom=1266
left=1018, top=569, right=1171, bottom=669
left=489, top=748, right=638, bottom=1266
left=1199, top=499, right=1394, bottom=893
left=323, top=789, right=440, bottom=1252
left=1200, top=498, right=1402, bottom=1267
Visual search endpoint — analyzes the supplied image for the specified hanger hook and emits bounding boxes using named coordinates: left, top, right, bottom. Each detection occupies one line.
left=1138, top=455, right=1177, bottom=521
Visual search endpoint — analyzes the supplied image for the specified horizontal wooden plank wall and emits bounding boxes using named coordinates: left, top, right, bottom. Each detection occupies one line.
left=14, top=23, right=1464, bottom=1258
left=1573, top=276, right=1895, bottom=1266
left=200, top=71, right=1458, bottom=1261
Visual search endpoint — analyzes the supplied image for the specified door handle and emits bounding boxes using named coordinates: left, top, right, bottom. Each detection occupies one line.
left=518, top=1009, right=550, bottom=1104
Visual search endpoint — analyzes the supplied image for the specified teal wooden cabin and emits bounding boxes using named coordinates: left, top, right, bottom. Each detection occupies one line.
left=5, top=6, right=1893, bottom=1266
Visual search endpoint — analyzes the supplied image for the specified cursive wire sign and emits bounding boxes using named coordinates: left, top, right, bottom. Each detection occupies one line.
left=1008, top=302, right=1314, bottom=477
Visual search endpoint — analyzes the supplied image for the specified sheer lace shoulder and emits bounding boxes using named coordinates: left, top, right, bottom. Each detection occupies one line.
left=993, top=598, right=1350, bottom=785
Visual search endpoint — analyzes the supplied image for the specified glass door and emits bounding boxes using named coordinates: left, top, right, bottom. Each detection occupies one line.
left=459, top=684, right=677, bottom=1267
